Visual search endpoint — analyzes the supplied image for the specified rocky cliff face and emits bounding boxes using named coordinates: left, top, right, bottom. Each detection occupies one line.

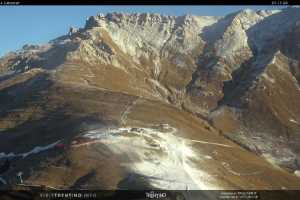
left=1, top=7, right=300, bottom=190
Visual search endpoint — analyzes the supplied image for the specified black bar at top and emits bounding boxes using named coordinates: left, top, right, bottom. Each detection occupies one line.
left=0, top=0, right=299, bottom=6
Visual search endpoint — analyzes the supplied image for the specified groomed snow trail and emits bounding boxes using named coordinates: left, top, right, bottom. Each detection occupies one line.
left=0, top=140, right=61, bottom=160
left=83, top=124, right=222, bottom=190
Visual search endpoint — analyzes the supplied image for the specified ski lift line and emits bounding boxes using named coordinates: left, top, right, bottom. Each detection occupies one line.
left=181, top=138, right=234, bottom=148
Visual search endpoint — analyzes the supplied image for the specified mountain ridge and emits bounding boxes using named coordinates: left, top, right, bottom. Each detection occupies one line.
left=1, top=7, right=300, bottom=190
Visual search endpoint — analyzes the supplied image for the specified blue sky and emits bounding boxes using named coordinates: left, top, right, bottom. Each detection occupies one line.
left=0, top=6, right=287, bottom=57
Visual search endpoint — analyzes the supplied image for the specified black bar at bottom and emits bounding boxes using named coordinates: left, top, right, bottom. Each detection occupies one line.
left=0, top=190, right=300, bottom=200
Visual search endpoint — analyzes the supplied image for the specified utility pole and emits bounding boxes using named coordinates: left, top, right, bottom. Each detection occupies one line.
left=17, top=172, right=23, bottom=184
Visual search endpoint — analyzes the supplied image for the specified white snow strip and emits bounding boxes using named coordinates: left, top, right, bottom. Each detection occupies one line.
left=21, top=141, right=61, bottom=158
left=0, top=177, right=7, bottom=185
left=204, top=155, right=213, bottom=159
left=0, top=140, right=61, bottom=160
left=261, top=73, right=275, bottom=83
left=262, top=153, right=282, bottom=169
left=294, top=170, right=300, bottom=177
left=83, top=125, right=222, bottom=190
left=188, top=139, right=233, bottom=148
left=0, top=152, right=16, bottom=159
left=289, top=118, right=300, bottom=125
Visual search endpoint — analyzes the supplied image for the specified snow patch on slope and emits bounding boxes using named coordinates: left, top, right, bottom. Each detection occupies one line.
left=289, top=118, right=300, bottom=125
left=0, top=140, right=61, bottom=160
left=261, top=73, right=275, bottom=83
left=83, top=124, right=221, bottom=190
